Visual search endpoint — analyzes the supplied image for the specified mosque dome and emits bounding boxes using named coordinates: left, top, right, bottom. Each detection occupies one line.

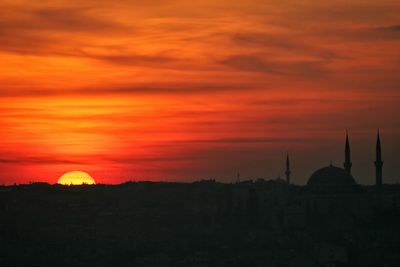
left=307, top=165, right=356, bottom=187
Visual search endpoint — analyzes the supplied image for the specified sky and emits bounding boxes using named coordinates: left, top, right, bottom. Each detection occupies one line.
left=0, top=0, right=399, bottom=185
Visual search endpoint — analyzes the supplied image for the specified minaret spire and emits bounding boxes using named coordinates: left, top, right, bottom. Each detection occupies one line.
left=344, top=130, right=352, bottom=174
left=285, top=152, right=291, bottom=184
left=375, top=129, right=383, bottom=207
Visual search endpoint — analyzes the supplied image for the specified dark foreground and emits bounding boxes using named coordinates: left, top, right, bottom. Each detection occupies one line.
left=1, top=180, right=400, bottom=267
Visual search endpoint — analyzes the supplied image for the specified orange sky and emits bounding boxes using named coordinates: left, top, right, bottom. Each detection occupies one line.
left=0, top=0, right=399, bottom=185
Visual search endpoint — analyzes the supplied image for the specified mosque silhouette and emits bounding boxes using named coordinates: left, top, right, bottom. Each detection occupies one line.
left=286, top=130, right=383, bottom=195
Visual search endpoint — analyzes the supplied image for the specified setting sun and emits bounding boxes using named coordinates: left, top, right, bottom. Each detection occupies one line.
left=58, top=171, right=96, bottom=185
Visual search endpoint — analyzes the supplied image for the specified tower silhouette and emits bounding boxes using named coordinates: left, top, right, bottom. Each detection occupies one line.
left=344, top=130, right=352, bottom=175
left=375, top=129, right=383, bottom=206
left=285, top=153, right=291, bottom=184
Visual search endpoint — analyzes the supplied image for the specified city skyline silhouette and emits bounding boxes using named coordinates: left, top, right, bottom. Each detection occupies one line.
left=1, top=129, right=395, bottom=186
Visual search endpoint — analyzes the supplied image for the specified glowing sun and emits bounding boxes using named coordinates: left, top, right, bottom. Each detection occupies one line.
left=58, top=171, right=96, bottom=185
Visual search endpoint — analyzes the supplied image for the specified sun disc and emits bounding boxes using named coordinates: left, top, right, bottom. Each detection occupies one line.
left=58, top=171, right=96, bottom=185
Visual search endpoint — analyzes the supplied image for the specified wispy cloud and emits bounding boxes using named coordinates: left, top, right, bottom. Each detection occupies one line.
left=220, top=54, right=328, bottom=76
left=0, top=155, right=88, bottom=165
left=0, top=5, right=131, bottom=56
left=0, top=81, right=253, bottom=97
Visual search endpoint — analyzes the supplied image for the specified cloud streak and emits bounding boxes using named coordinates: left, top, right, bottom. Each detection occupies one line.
left=220, top=54, right=328, bottom=76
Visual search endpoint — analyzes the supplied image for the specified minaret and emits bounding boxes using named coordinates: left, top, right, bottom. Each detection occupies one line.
left=375, top=129, right=383, bottom=206
left=285, top=152, right=291, bottom=184
left=344, top=130, right=352, bottom=175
